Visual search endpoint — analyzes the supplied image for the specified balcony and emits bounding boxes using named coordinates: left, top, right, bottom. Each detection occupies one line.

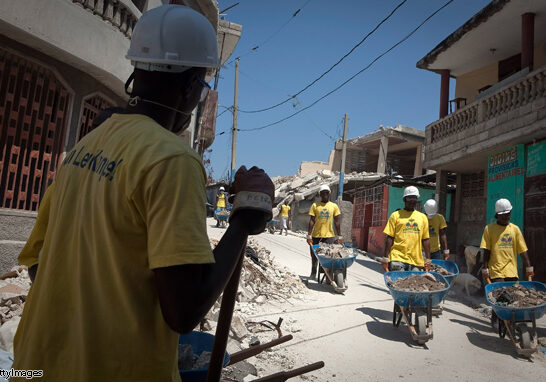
left=424, top=66, right=546, bottom=172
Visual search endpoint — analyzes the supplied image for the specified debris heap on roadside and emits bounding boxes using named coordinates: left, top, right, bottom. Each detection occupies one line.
left=0, top=268, right=30, bottom=325
left=429, top=263, right=453, bottom=276
left=387, top=274, right=446, bottom=292
left=315, top=243, right=353, bottom=258
left=488, top=284, right=546, bottom=307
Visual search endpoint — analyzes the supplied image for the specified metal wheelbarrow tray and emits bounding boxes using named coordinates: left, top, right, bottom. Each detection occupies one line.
left=485, top=281, right=546, bottom=357
left=311, top=244, right=357, bottom=293
left=384, top=271, right=450, bottom=345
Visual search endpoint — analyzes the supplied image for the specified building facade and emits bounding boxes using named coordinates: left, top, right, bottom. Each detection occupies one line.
left=417, top=0, right=546, bottom=280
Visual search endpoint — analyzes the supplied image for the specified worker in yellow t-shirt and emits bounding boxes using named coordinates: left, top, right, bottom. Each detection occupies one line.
left=279, top=203, right=291, bottom=236
left=423, top=199, right=449, bottom=260
left=480, top=198, right=533, bottom=330
left=306, top=185, right=341, bottom=280
left=215, top=186, right=227, bottom=227
left=480, top=198, right=533, bottom=283
left=12, top=6, right=275, bottom=382
left=382, top=186, right=431, bottom=272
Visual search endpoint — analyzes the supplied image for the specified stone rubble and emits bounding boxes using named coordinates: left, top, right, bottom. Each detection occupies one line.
left=315, top=243, right=353, bottom=258
left=387, top=273, right=446, bottom=292
left=488, top=284, right=546, bottom=307
left=429, top=263, right=453, bottom=276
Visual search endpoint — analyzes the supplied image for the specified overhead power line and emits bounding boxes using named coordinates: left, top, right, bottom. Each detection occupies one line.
left=226, top=0, right=312, bottom=66
left=238, top=0, right=455, bottom=132
left=238, top=0, right=408, bottom=114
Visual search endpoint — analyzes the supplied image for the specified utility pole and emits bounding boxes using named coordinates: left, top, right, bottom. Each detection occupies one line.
left=230, top=58, right=239, bottom=182
left=337, top=114, right=348, bottom=206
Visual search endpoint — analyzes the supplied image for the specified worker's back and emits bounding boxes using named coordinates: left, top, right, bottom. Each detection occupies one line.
left=13, top=113, right=213, bottom=381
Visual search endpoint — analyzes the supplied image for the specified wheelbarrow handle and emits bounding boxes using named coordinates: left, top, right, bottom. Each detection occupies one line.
left=227, top=335, right=293, bottom=365
left=252, top=361, right=325, bottom=382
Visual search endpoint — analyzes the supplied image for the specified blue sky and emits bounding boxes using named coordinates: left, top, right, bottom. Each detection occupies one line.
left=209, top=0, right=490, bottom=179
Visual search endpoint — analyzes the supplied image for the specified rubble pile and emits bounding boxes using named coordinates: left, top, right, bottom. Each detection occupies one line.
left=0, top=268, right=31, bottom=325
left=215, top=209, right=230, bottom=217
left=429, top=263, right=453, bottom=276
left=315, top=243, right=353, bottom=258
left=488, top=284, right=546, bottom=307
left=178, top=344, right=211, bottom=371
left=388, top=274, right=446, bottom=292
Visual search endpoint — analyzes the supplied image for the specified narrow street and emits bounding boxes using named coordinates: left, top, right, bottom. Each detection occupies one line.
left=207, top=219, right=546, bottom=381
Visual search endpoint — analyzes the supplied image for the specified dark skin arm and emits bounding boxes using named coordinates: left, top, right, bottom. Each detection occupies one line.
left=439, top=228, right=448, bottom=251
left=384, top=235, right=394, bottom=258
left=307, top=216, right=315, bottom=245
left=484, top=249, right=532, bottom=278
left=422, top=238, right=431, bottom=260
left=153, top=210, right=263, bottom=334
left=28, top=264, right=38, bottom=283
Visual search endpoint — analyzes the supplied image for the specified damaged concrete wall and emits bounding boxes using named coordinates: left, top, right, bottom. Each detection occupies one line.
left=298, top=161, right=331, bottom=177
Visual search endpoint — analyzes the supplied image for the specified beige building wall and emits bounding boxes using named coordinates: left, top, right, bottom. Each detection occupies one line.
left=454, top=62, right=498, bottom=103
left=299, top=161, right=330, bottom=177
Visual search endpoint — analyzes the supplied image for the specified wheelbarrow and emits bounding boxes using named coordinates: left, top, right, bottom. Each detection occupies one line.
left=179, top=330, right=323, bottom=382
left=430, top=259, right=459, bottom=316
left=385, top=271, right=450, bottom=345
left=214, top=209, right=230, bottom=228
left=266, top=219, right=279, bottom=234
left=311, top=244, right=357, bottom=293
left=485, top=281, right=546, bottom=358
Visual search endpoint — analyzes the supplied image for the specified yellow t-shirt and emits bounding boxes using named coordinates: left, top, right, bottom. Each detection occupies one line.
left=384, top=209, right=430, bottom=267
left=281, top=205, right=290, bottom=217
left=13, top=114, right=214, bottom=382
left=217, top=192, right=226, bottom=208
left=18, top=182, right=55, bottom=268
left=480, top=222, right=528, bottom=279
left=428, top=213, right=447, bottom=253
left=309, top=201, right=340, bottom=238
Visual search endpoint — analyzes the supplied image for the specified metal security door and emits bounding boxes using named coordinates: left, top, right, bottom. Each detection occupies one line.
left=0, top=49, right=71, bottom=211
left=524, top=174, right=546, bottom=282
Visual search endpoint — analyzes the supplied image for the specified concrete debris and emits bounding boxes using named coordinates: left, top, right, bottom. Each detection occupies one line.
left=429, top=263, right=453, bottom=276
left=315, top=243, right=353, bottom=258
left=488, top=285, right=546, bottom=307
left=0, top=267, right=31, bottom=328
left=177, top=343, right=212, bottom=371
left=387, top=274, right=446, bottom=291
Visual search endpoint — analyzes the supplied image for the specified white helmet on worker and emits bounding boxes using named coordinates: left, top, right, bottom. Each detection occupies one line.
left=319, top=184, right=331, bottom=193
left=219, top=186, right=225, bottom=191
left=403, top=186, right=419, bottom=199
left=126, top=5, right=220, bottom=73
left=495, top=198, right=512, bottom=214
left=424, top=199, right=438, bottom=217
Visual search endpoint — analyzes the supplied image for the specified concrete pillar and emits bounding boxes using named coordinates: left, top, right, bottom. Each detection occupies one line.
left=439, top=70, right=450, bottom=119
left=413, top=144, right=423, bottom=177
left=376, top=135, right=389, bottom=174
left=435, top=170, right=448, bottom=216
left=521, top=13, right=535, bottom=71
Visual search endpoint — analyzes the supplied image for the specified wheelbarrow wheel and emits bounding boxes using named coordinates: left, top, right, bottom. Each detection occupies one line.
left=415, top=312, right=428, bottom=345
left=515, top=323, right=532, bottom=349
left=334, top=271, right=344, bottom=289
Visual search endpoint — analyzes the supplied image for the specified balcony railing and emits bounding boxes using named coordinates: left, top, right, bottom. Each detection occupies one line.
left=430, top=66, right=546, bottom=143
left=72, top=0, right=140, bottom=38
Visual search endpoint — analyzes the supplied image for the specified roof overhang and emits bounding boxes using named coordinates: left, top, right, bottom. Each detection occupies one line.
left=416, top=0, right=546, bottom=77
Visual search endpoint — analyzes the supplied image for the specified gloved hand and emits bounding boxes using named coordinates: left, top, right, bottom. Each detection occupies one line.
left=228, top=166, right=274, bottom=235
left=381, top=261, right=389, bottom=273
left=443, top=249, right=450, bottom=260
left=526, top=266, right=534, bottom=281
left=424, top=259, right=432, bottom=271
left=306, top=235, right=313, bottom=246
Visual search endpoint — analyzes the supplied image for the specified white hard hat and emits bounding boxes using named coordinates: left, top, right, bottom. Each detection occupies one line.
left=219, top=186, right=225, bottom=191
left=403, top=186, right=420, bottom=198
left=126, top=5, right=220, bottom=73
left=495, top=198, right=513, bottom=214
left=424, top=199, right=438, bottom=217
left=319, top=184, right=331, bottom=193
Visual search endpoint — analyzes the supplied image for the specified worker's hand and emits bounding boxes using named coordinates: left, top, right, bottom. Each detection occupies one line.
left=443, top=249, right=450, bottom=261
left=336, top=236, right=343, bottom=245
left=381, top=261, right=389, bottom=273
left=526, top=266, right=534, bottom=281
left=424, top=259, right=432, bottom=271
left=482, top=268, right=492, bottom=284
left=306, top=235, right=313, bottom=246
left=228, top=166, right=275, bottom=234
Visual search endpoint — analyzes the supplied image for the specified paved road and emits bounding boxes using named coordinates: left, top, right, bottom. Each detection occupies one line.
left=207, top=220, right=546, bottom=381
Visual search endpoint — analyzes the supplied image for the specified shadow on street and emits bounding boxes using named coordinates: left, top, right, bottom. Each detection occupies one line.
left=365, top=321, right=425, bottom=348
left=356, top=306, right=392, bottom=322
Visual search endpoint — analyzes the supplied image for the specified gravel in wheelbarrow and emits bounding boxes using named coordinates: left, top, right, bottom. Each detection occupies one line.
left=488, top=284, right=546, bottom=308
left=429, top=263, right=453, bottom=276
left=315, top=243, right=354, bottom=258
left=387, top=273, right=446, bottom=292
